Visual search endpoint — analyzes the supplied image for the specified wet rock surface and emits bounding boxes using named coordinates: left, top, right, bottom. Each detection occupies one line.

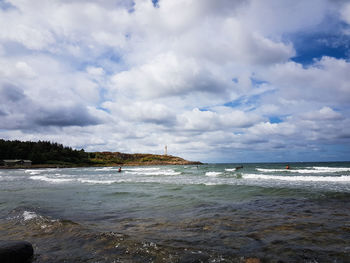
left=0, top=240, right=34, bottom=263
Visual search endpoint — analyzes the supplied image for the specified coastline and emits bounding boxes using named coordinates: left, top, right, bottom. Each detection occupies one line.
left=0, top=161, right=202, bottom=169
left=0, top=140, right=202, bottom=169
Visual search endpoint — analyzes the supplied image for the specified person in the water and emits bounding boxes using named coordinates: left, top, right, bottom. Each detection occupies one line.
left=286, top=164, right=290, bottom=169
left=118, top=167, right=122, bottom=172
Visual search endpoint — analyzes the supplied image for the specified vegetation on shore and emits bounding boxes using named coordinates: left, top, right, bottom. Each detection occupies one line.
left=89, top=152, right=201, bottom=166
left=0, top=139, right=201, bottom=167
left=0, top=139, right=89, bottom=165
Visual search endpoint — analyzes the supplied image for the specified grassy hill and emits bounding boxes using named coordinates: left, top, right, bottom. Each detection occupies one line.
left=89, top=152, right=202, bottom=166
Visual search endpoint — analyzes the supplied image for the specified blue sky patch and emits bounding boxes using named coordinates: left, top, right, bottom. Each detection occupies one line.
left=250, top=77, right=268, bottom=87
left=289, top=24, right=350, bottom=65
left=152, top=0, right=159, bottom=8
left=97, top=106, right=110, bottom=114
left=224, top=97, right=245, bottom=108
left=224, top=94, right=262, bottom=110
left=0, top=0, right=14, bottom=10
left=269, top=116, right=283, bottom=124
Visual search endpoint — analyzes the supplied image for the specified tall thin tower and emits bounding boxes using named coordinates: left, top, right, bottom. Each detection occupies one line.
left=164, top=145, right=168, bottom=156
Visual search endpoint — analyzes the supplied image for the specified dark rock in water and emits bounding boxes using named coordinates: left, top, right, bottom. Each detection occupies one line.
left=178, top=252, right=210, bottom=263
left=0, top=241, right=34, bottom=263
left=245, top=258, right=261, bottom=263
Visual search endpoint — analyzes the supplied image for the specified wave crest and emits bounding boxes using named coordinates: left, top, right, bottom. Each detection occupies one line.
left=243, top=173, right=350, bottom=182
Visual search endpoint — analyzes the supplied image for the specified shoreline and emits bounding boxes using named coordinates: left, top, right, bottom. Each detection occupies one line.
left=0, top=161, right=202, bottom=170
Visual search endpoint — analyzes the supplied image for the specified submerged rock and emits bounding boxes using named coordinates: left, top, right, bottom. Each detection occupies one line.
left=245, top=258, right=261, bottom=263
left=0, top=241, right=34, bottom=263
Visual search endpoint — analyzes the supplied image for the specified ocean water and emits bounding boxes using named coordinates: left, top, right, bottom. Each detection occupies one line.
left=0, top=162, right=350, bottom=262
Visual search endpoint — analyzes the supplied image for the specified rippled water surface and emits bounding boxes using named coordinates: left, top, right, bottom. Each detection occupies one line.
left=1, top=162, right=350, bottom=262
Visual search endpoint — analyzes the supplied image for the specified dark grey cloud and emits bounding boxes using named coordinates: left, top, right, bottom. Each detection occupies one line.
left=0, top=83, right=28, bottom=125
left=0, top=109, right=7, bottom=116
left=0, top=83, right=26, bottom=102
left=338, top=133, right=350, bottom=139
left=0, top=83, right=100, bottom=129
left=34, top=105, right=101, bottom=127
left=142, top=116, right=176, bottom=126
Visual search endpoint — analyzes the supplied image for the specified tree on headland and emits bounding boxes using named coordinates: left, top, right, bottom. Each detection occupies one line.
left=0, top=139, right=89, bottom=165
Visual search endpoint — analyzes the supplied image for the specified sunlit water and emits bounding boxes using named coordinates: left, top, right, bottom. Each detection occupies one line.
left=1, top=162, right=350, bottom=262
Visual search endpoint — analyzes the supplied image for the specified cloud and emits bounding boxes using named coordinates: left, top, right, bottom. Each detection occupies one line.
left=33, top=105, right=101, bottom=127
left=0, top=0, right=349, bottom=162
left=261, top=57, right=350, bottom=105
left=178, top=108, right=261, bottom=131
left=0, top=80, right=102, bottom=129
left=104, top=99, right=176, bottom=126
left=301, top=107, right=343, bottom=121
left=110, top=52, right=233, bottom=99
left=240, top=0, right=330, bottom=36
left=0, top=83, right=26, bottom=102
left=341, top=2, right=350, bottom=25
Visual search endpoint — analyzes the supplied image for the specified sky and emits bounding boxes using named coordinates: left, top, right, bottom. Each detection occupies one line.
left=0, top=0, right=350, bottom=163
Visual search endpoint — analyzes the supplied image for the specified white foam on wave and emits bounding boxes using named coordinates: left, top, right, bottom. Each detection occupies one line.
left=243, top=173, right=350, bottom=182
left=23, top=211, right=39, bottom=221
left=225, top=169, right=236, bottom=172
left=94, top=167, right=115, bottom=171
left=292, top=169, right=330, bottom=174
left=24, top=170, right=44, bottom=175
left=125, top=169, right=181, bottom=176
left=20, top=211, right=58, bottom=228
left=292, top=169, right=350, bottom=174
left=256, top=167, right=350, bottom=174
left=126, top=167, right=160, bottom=172
left=78, top=179, right=116, bottom=184
left=311, top=167, right=350, bottom=172
left=256, top=168, right=287, bottom=172
left=205, top=172, right=222, bottom=177
left=30, top=175, right=74, bottom=183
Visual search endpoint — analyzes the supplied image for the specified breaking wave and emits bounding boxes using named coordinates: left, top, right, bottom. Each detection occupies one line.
left=256, top=166, right=350, bottom=174
left=205, top=172, right=222, bottom=177
left=94, top=167, right=115, bottom=171
left=256, top=168, right=287, bottom=172
left=30, top=175, right=74, bottom=183
left=310, top=167, right=350, bottom=172
left=125, top=168, right=181, bottom=176
left=243, top=173, right=350, bottom=182
left=77, top=179, right=116, bottom=184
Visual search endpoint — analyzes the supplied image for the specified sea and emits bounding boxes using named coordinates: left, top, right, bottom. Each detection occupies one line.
left=0, top=162, right=350, bottom=263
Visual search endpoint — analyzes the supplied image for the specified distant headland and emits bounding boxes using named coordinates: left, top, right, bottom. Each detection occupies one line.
left=0, top=139, right=201, bottom=168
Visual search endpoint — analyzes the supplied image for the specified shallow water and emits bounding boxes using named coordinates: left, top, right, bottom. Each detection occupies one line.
left=1, top=162, right=350, bottom=262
